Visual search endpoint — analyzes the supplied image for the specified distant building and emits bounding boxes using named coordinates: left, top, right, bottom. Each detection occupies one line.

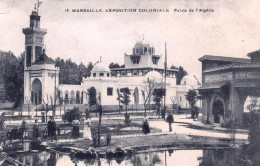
left=22, top=9, right=199, bottom=113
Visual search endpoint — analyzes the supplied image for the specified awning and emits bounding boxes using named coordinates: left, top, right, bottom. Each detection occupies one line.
left=197, top=81, right=230, bottom=90
left=233, top=79, right=260, bottom=88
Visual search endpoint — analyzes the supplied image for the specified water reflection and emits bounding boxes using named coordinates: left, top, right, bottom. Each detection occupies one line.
left=5, top=147, right=259, bottom=166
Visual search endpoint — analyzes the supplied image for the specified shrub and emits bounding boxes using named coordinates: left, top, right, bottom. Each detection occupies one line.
left=124, top=113, right=132, bottom=124
left=92, top=132, right=97, bottom=147
left=62, top=107, right=81, bottom=123
left=106, top=133, right=111, bottom=146
left=248, top=111, right=260, bottom=149
left=142, top=119, right=150, bottom=134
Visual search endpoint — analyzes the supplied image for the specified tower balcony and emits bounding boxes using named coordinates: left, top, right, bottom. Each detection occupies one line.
left=22, top=27, right=47, bottom=35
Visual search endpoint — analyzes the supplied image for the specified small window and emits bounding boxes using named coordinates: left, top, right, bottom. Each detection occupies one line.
left=180, top=96, right=182, bottom=102
left=133, top=58, right=140, bottom=64
left=107, top=73, right=110, bottom=77
left=135, top=47, right=139, bottom=54
left=107, top=87, right=113, bottom=96
left=134, top=73, right=137, bottom=75
left=100, top=73, right=104, bottom=77
left=184, top=81, right=186, bottom=85
left=144, top=47, right=147, bottom=53
left=93, top=73, right=96, bottom=77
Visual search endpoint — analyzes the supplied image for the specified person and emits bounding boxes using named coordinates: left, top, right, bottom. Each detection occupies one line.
left=47, top=117, right=56, bottom=141
left=166, top=113, right=174, bottom=132
left=19, top=120, right=27, bottom=142
left=72, top=119, right=80, bottom=138
left=32, top=119, right=40, bottom=142
left=30, top=109, right=35, bottom=122
left=41, top=112, right=45, bottom=123
left=142, top=117, right=150, bottom=134
left=83, top=117, right=92, bottom=140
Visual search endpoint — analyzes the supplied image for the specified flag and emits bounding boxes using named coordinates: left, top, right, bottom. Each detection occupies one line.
left=38, top=1, right=43, bottom=8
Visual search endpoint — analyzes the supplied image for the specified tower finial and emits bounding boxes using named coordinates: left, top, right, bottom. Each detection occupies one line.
left=36, top=0, right=43, bottom=15
left=143, top=34, right=144, bottom=40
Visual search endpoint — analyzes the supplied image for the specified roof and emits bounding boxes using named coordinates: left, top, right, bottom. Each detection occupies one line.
left=198, top=81, right=230, bottom=90
left=91, top=61, right=110, bottom=72
left=199, top=55, right=250, bottom=63
left=32, top=52, right=55, bottom=65
left=145, top=70, right=163, bottom=83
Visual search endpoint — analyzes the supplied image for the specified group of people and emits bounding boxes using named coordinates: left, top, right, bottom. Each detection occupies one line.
left=71, top=117, right=92, bottom=140
left=16, top=116, right=57, bottom=142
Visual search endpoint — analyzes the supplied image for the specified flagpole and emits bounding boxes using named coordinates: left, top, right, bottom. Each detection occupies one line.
left=164, top=42, right=167, bottom=120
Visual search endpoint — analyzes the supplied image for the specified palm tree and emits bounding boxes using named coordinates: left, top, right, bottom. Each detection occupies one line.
left=185, top=90, right=198, bottom=119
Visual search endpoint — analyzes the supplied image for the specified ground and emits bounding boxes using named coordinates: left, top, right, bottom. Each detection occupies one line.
left=1, top=110, right=248, bottom=155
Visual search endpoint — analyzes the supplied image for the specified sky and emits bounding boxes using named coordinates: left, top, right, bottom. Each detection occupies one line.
left=1, top=0, right=260, bottom=78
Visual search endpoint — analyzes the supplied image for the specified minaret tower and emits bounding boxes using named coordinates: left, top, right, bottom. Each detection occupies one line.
left=22, top=2, right=59, bottom=114
left=23, top=3, right=46, bottom=67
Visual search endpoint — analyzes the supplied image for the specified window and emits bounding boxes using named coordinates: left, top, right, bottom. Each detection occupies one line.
left=144, top=47, right=147, bottom=53
left=107, top=73, right=110, bottom=77
left=100, top=73, right=104, bottom=77
left=135, top=47, right=139, bottom=54
left=134, top=73, right=137, bottom=75
left=107, top=87, right=113, bottom=96
left=93, top=73, right=96, bottom=77
left=133, top=58, right=140, bottom=64
left=184, top=81, right=186, bottom=85
left=180, top=96, right=182, bottom=102
left=152, top=57, right=158, bottom=65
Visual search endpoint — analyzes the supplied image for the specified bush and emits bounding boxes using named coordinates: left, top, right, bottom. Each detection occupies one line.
left=248, top=111, right=260, bottom=149
left=106, top=133, right=111, bottom=146
left=142, top=119, right=150, bottom=134
left=124, top=113, right=132, bottom=124
left=62, top=107, right=81, bottom=123
left=92, top=132, right=97, bottom=147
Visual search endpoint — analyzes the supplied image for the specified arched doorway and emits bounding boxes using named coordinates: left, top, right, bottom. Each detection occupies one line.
left=65, top=91, right=69, bottom=104
left=76, top=91, right=80, bottom=104
left=134, top=87, right=139, bottom=104
left=31, top=78, right=42, bottom=105
left=212, top=100, right=224, bottom=123
left=70, top=91, right=75, bottom=104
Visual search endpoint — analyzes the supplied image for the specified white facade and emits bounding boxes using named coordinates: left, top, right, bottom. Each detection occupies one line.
left=23, top=10, right=199, bottom=112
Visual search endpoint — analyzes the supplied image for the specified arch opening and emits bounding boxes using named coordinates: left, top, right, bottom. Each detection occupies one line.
left=31, top=78, right=42, bottom=105
left=212, top=99, right=224, bottom=123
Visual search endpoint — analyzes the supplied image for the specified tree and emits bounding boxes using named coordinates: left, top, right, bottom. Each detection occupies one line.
left=0, top=51, right=24, bottom=107
left=87, top=87, right=97, bottom=114
left=247, top=99, right=260, bottom=150
left=185, top=90, right=198, bottom=119
left=62, top=107, right=81, bottom=123
left=116, top=88, right=122, bottom=114
left=142, top=80, right=159, bottom=117
left=119, top=87, right=131, bottom=113
left=175, top=66, right=188, bottom=85
left=153, top=88, right=165, bottom=115
left=42, top=94, right=49, bottom=122
left=94, top=92, right=102, bottom=146
left=109, top=62, right=120, bottom=69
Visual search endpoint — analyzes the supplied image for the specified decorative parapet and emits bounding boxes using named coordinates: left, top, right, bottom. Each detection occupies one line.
left=22, top=27, right=47, bottom=35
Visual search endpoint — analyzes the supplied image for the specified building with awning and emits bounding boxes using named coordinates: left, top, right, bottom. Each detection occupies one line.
left=198, top=52, right=260, bottom=126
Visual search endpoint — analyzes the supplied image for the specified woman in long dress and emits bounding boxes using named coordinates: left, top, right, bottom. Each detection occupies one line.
left=83, top=118, right=92, bottom=140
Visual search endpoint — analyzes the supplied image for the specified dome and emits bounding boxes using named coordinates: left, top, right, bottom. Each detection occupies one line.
left=180, top=75, right=201, bottom=89
left=91, top=62, right=110, bottom=72
left=133, top=39, right=155, bottom=55
left=135, top=39, right=149, bottom=47
left=145, top=71, right=163, bottom=83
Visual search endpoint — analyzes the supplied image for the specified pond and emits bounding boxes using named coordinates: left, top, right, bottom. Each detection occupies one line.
left=1, top=148, right=259, bottom=166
